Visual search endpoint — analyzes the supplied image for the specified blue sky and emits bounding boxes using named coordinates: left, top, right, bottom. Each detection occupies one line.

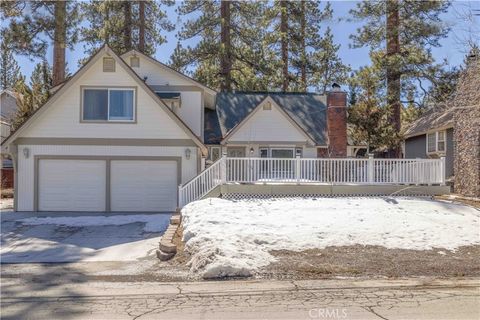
left=6, top=1, right=480, bottom=81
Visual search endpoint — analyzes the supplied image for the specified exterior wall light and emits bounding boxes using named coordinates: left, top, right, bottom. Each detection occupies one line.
left=23, top=148, right=30, bottom=158
left=185, top=148, right=191, bottom=160
left=250, top=147, right=254, bottom=155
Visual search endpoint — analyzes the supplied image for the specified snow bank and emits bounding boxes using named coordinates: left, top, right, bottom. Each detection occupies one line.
left=19, top=214, right=171, bottom=233
left=182, top=197, right=480, bottom=278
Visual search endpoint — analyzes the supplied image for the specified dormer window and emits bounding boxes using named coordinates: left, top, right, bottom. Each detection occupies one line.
left=130, top=56, right=140, bottom=68
left=103, top=57, right=115, bottom=72
left=155, top=92, right=181, bottom=110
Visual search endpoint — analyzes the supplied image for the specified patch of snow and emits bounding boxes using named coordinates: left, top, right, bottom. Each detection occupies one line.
left=182, top=197, right=480, bottom=279
left=19, top=214, right=171, bottom=233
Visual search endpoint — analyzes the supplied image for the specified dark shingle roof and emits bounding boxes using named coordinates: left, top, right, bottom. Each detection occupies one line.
left=205, top=92, right=328, bottom=145
left=403, top=107, right=454, bottom=138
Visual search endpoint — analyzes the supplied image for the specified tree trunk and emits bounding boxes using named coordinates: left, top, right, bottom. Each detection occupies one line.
left=138, top=1, right=146, bottom=52
left=281, top=0, right=288, bottom=92
left=220, top=0, right=231, bottom=91
left=386, top=0, right=401, bottom=156
left=52, top=0, right=66, bottom=86
left=300, top=1, right=306, bottom=92
left=123, top=1, right=132, bottom=52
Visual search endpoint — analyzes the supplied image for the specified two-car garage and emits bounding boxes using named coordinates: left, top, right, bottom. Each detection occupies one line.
left=37, top=158, right=178, bottom=212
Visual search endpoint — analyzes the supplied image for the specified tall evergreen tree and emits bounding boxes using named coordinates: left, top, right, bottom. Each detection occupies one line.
left=10, top=76, right=34, bottom=131
left=1, top=1, right=80, bottom=86
left=350, top=0, right=451, bottom=148
left=310, top=28, right=350, bottom=93
left=30, top=60, right=52, bottom=109
left=0, top=34, right=22, bottom=90
left=173, top=0, right=273, bottom=91
left=81, top=1, right=174, bottom=57
left=348, top=65, right=399, bottom=154
left=289, top=1, right=333, bottom=91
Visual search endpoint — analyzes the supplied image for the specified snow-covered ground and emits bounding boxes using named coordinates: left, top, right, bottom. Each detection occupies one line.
left=2, top=214, right=171, bottom=262
left=182, top=197, right=480, bottom=278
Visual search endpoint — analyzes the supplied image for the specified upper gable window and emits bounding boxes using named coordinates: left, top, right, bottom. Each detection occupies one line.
left=130, top=56, right=140, bottom=68
left=263, top=101, right=272, bottom=110
left=82, top=88, right=135, bottom=122
left=103, top=57, right=115, bottom=72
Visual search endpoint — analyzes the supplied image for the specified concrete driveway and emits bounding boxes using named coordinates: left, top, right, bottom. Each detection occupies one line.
left=0, top=210, right=171, bottom=263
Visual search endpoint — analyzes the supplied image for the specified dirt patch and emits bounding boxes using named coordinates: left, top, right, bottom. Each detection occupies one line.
left=435, top=195, right=480, bottom=209
left=257, top=245, right=480, bottom=280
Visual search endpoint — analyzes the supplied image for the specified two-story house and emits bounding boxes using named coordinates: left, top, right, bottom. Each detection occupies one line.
left=2, top=45, right=349, bottom=213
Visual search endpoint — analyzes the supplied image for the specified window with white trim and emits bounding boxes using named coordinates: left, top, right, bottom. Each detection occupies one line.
left=427, top=130, right=446, bottom=153
left=83, top=88, right=135, bottom=121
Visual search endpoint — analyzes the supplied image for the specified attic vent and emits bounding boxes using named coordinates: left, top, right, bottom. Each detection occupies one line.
left=263, top=102, right=272, bottom=110
left=130, top=56, right=140, bottom=68
left=103, top=57, right=115, bottom=72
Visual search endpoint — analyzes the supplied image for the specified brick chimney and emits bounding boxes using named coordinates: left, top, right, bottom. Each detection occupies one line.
left=325, top=84, right=347, bottom=157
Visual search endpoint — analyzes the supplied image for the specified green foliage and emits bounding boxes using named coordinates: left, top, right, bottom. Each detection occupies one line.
left=1, top=1, right=80, bottom=59
left=350, top=0, right=452, bottom=112
left=0, top=34, right=22, bottom=90
left=81, top=0, right=174, bottom=57
left=10, top=76, right=34, bottom=131
left=348, top=66, right=400, bottom=153
left=172, top=0, right=276, bottom=91
left=30, top=60, right=52, bottom=110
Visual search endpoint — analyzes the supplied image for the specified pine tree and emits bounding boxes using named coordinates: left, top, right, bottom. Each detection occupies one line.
left=350, top=0, right=450, bottom=149
left=81, top=1, right=174, bottom=57
left=348, top=65, right=400, bottom=154
left=310, top=28, right=350, bottom=93
left=30, top=60, right=52, bottom=110
left=174, top=0, right=273, bottom=91
left=0, top=34, right=22, bottom=90
left=1, top=1, right=80, bottom=86
left=289, top=1, right=333, bottom=91
left=10, top=76, right=34, bottom=131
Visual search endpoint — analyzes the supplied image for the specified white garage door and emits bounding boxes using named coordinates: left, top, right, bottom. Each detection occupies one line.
left=39, top=159, right=106, bottom=211
left=110, top=160, right=177, bottom=212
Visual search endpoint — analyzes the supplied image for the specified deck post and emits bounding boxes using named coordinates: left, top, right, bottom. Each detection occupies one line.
left=178, top=184, right=182, bottom=208
left=440, top=156, right=446, bottom=185
left=295, top=155, right=301, bottom=184
left=220, top=152, right=227, bottom=184
left=368, top=153, right=374, bottom=183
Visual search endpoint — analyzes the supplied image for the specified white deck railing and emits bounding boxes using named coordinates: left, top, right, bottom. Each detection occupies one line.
left=178, top=156, right=445, bottom=207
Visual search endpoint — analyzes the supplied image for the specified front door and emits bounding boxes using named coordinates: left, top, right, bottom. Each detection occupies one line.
left=227, top=147, right=246, bottom=157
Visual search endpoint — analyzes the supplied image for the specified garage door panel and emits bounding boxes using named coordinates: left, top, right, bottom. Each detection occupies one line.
left=110, top=160, right=177, bottom=212
left=39, top=160, right=106, bottom=211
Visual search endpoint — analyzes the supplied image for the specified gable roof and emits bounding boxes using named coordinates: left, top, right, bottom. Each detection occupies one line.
left=121, top=49, right=217, bottom=96
left=221, top=96, right=316, bottom=144
left=403, top=106, right=454, bottom=139
left=205, top=92, right=328, bottom=145
left=2, top=45, right=207, bottom=155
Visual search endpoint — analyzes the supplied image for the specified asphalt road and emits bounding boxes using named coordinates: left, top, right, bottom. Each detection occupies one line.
left=1, top=277, right=479, bottom=320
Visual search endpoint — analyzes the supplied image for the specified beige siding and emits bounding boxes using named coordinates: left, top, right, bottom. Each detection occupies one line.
left=228, top=103, right=308, bottom=143
left=16, top=144, right=198, bottom=211
left=124, top=53, right=204, bottom=138
left=20, top=52, right=190, bottom=140
left=125, top=53, right=193, bottom=86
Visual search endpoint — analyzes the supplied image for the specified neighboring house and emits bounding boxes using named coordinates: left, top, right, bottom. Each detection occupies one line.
left=1, top=89, right=18, bottom=188
left=1, top=45, right=352, bottom=213
left=204, top=89, right=349, bottom=162
left=403, top=107, right=454, bottom=180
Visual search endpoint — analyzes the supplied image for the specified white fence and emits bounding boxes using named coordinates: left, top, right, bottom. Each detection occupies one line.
left=178, top=156, right=445, bottom=207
